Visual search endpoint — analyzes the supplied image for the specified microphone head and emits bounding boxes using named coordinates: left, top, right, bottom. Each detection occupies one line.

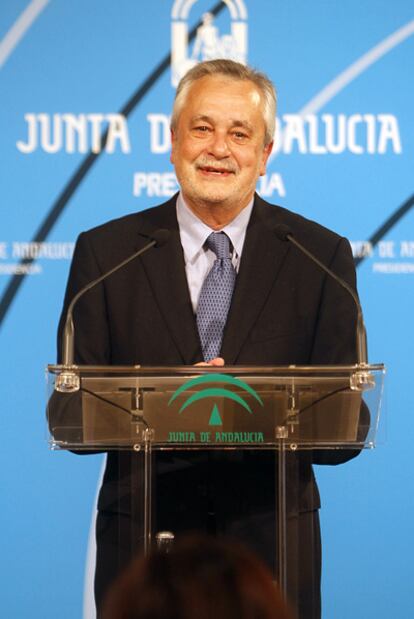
left=152, top=228, right=171, bottom=247
left=273, top=224, right=293, bottom=242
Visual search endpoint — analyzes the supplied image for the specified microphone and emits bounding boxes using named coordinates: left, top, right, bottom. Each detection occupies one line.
left=55, top=228, right=171, bottom=392
left=274, top=224, right=368, bottom=367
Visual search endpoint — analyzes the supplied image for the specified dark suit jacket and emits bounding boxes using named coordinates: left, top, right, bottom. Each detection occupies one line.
left=58, top=193, right=360, bottom=522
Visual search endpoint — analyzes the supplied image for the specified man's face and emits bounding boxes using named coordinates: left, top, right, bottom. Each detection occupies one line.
left=170, top=75, right=273, bottom=217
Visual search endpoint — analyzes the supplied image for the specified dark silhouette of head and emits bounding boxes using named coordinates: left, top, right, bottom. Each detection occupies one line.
left=102, top=535, right=294, bottom=619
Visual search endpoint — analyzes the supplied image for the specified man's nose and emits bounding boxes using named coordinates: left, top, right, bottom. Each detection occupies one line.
left=208, top=131, right=230, bottom=158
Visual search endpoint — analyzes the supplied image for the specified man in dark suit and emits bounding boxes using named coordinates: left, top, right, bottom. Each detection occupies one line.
left=58, top=60, right=361, bottom=618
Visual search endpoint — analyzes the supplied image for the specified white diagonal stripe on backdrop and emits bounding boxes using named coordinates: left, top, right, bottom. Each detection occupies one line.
left=83, top=457, right=106, bottom=619
left=0, top=0, right=50, bottom=69
left=269, top=19, right=414, bottom=162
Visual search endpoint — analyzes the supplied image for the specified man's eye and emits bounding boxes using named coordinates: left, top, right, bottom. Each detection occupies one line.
left=233, top=131, right=248, bottom=139
left=194, top=125, right=210, bottom=132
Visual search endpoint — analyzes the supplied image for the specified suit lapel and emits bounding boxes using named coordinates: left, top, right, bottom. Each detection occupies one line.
left=133, top=195, right=291, bottom=365
left=137, top=199, right=202, bottom=364
left=221, top=196, right=291, bottom=363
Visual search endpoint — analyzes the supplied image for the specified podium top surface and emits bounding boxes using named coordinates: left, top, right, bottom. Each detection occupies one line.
left=47, top=363, right=385, bottom=375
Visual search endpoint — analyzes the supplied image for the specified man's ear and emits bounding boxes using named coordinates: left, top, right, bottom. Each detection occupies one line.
left=259, top=141, right=273, bottom=176
left=170, top=129, right=176, bottom=164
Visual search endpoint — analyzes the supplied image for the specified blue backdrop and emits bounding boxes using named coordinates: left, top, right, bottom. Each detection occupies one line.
left=1, top=1, right=413, bottom=617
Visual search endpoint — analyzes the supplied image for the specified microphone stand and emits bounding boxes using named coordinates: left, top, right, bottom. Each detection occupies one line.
left=56, top=230, right=170, bottom=392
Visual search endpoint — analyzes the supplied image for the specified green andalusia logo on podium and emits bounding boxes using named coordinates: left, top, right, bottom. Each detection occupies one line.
left=168, top=373, right=263, bottom=427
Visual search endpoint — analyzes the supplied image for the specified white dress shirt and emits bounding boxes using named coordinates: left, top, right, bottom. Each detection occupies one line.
left=176, top=193, right=254, bottom=312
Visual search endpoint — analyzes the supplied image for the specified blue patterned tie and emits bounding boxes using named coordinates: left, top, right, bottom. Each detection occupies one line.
left=197, top=232, right=236, bottom=361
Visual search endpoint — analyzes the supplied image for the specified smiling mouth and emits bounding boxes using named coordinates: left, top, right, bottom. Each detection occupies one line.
left=197, top=165, right=235, bottom=176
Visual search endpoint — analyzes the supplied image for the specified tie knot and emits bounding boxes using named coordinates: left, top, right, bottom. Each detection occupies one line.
left=206, top=232, right=232, bottom=260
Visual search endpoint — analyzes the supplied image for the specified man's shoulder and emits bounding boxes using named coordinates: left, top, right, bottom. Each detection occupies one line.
left=77, top=197, right=177, bottom=246
left=254, top=195, right=346, bottom=252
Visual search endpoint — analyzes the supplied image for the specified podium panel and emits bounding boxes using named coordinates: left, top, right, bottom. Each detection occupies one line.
left=47, top=364, right=383, bottom=450
left=46, top=363, right=384, bottom=616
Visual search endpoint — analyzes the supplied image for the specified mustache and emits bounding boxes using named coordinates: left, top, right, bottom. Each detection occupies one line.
left=195, top=157, right=238, bottom=174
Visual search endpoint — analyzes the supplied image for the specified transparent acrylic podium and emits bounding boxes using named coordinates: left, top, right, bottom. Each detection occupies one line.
left=47, top=363, right=384, bottom=607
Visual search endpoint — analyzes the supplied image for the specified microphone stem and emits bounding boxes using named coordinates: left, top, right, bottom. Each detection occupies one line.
left=287, top=234, right=367, bottom=366
left=62, top=238, right=157, bottom=367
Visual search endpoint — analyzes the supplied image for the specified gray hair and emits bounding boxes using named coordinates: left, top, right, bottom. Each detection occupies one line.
left=171, top=59, right=277, bottom=146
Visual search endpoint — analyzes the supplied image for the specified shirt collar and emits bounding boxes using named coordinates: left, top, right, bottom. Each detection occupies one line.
left=176, top=192, right=254, bottom=263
